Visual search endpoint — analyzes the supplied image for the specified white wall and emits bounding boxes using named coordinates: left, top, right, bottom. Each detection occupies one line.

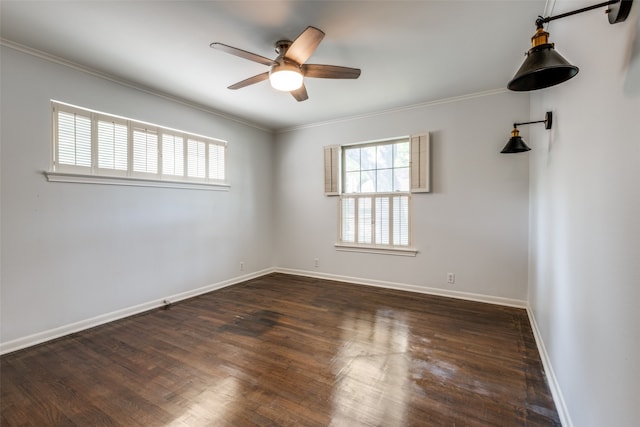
left=274, top=91, right=530, bottom=302
left=528, top=2, right=640, bottom=426
left=0, top=46, right=275, bottom=348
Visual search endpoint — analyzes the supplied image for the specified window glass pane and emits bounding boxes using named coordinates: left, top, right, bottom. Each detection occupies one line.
left=344, top=147, right=360, bottom=172
left=393, top=196, right=409, bottom=246
left=377, top=169, right=392, bottom=193
left=376, top=144, right=392, bottom=169
left=360, top=146, right=376, bottom=171
left=375, top=197, right=390, bottom=245
left=344, top=171, right=360, bottom=193
left=360, top=170, right=376, bottom=193
left=394, top=142, right=410, bottom=168
left=98, top=121, right=127, bottom=170
left=358, top=197, right=372, bottom=244
left=394, top=167, right=410, bottom=192
left=341, top=198, right=355, bottom=243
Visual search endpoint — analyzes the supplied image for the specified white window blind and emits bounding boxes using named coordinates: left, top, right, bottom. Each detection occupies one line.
left=340, top=194, right=410, bottom=248
left=56, top=109, right=92, bottom=169
left=50, top=101, right=228, bottom=189
left=133, top=127, right=158, bottom=175
left=97, top=117, right=128, bottom=172
left=162, top=134, right=184, bottom=177
left=187, top=139, right=206, bottom=179
left=208, top=143, right=226, bottom=181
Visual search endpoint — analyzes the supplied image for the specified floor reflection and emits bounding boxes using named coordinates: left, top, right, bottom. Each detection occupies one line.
left=330, top=308, right=409, bottom=426
left=167, top=376, right=239, bottom=426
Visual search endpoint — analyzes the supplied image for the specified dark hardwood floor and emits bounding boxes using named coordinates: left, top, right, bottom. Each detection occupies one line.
left=1, top=273, right=560, bottom=426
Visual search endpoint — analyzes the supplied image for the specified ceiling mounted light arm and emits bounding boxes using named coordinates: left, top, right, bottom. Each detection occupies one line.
left=501, top=111, right=553, bottom=154
left=508, top=0, right=633, bottom=91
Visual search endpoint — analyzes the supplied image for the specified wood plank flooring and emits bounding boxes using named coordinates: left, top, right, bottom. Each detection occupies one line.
left=1, top=273, right=560, bottom=426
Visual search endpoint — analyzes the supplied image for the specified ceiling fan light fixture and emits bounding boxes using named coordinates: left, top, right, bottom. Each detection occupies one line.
left=269, top=61, right=303, bottom=91
left=211, top=26, right=360, bottom=101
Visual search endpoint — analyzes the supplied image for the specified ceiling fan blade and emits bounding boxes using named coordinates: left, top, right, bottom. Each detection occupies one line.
left=228, top=72, right=270, bottom=90
left=303, top=64, right=361, bottom=79
left=290, top=84, right=308, bottom=102
left=285, top=26, right=325, bottom=65
left=210, top=42, right=276, bottom=66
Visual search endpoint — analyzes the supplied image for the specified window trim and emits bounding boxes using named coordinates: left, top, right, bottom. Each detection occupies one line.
left=334, top=243, right=417, bottom=257
left=44, top=171, right=230, bottom=191
left=49, top=101, right=228, bottom=190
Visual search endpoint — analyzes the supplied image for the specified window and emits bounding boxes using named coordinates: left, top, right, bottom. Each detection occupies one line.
left=326, top=134, right=429, bottom=255
left=48, top=101, right=228, bottom=189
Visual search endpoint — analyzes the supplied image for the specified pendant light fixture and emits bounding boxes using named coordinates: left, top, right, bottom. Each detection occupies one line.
left=501, top=112, right=553, bottom=154
left=508, top=0, right=634, bottom=91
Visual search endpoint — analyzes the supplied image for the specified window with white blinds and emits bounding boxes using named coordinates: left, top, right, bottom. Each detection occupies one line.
left=327, top=134, right=428, bottom=255
left=340, top=194, right=410, bottom=247
left=57, top=109, right=92, bottom=169
left=338, top=138, right=412, bottom=250
left=50, top=101, right=228, bottom=188
left=97, top=117, right=128, bottom=173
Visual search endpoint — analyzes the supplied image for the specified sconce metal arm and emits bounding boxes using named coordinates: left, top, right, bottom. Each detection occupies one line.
left=514, top=119, right=545, bottom=127
left=513, top=112, right=553, bottom=130
left=534, top=0, right=630, bottom=28
left=536, top=0, right=619, bottom=27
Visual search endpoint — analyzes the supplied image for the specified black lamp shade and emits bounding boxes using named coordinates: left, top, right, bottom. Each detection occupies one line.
left=508, top=43, right=579, bottom=91
left=501, top=135, right=531, bottom=153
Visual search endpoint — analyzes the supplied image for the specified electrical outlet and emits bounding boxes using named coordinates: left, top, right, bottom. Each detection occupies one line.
left=240, top=262, right=245, bottom=271
left=314, top=258, right=319, bottom=268
left=447, top=273, right=455, bottom=284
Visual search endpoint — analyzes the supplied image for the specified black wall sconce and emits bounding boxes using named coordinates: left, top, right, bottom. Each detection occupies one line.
left=508, top=0, right=634, bottom=91
left=501, top=111, right=553, bottom=153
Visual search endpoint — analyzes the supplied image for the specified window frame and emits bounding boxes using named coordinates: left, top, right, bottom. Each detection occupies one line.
left=47, top=101, right=229, bottom=191
left=333, top=136, right=419, bottom=256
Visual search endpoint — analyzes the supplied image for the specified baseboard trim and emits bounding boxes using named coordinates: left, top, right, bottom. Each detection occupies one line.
left=274, top=268, right=527, bottom=308
left=526, top=306, right=573, bottom=427
left=0, top=268, right=276, bottom=355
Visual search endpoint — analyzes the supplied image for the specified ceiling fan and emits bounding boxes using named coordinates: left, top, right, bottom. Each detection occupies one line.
left=210, top=26, right=361, bottom=102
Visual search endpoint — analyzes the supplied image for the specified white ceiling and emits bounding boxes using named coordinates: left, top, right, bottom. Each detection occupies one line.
left=0, top=0, right=548, bottom=131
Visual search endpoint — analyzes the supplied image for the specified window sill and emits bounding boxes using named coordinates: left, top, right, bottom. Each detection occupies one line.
left=45, top=171, right=230, bottom=191
left=334, top=243, right=418, bottom=257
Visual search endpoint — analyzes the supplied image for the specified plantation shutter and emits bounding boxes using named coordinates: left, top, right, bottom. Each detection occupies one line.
left=323, top=145, right=339, bottom=196
left=375, top=197, right=390, bottom=245
left=55, top=108, right=92, bottom=170
left=132, top=127, right=158, bottom=174
left=392, top=195, right=410, bottom=245
left=208, top=143, right=226, bottom=181
left=187, top=139, right=206, bottom=179
left=97, top=116, right=128, bottom=172
left=410, top=133, right=430, bottom=193
left=161, top=133, right=185, bottom=177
